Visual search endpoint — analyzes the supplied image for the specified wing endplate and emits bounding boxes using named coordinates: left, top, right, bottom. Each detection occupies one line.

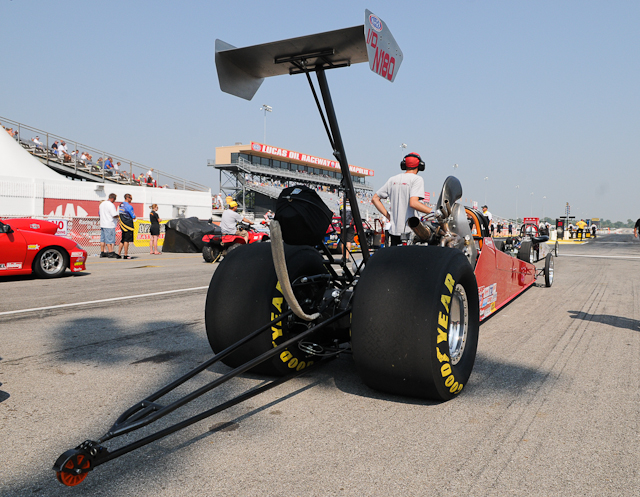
left=364, top=9, right=403, bottom=82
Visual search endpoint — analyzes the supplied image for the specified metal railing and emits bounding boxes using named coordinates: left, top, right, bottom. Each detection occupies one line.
left=1, top=116, right=210, bottom=192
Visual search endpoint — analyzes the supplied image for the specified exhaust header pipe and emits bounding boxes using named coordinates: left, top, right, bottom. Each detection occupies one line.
left=408, top=217, right=431, bottom=241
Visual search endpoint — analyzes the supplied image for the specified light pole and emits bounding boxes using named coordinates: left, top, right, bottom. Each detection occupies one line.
left=260, top=104, right=272, bottom=143
left=530, top=192, right=534, bottom=216
left=515, top=185, right=520, bottom=222
left=400, top=143, right=407, bottom=158
left=484, top=177, right=489, bottom=205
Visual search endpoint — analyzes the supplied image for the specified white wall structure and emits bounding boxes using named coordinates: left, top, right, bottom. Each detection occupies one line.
left=0, top=129, right=212, bottom=220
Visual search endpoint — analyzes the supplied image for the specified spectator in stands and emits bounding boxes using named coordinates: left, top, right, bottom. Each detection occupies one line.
left=114, top=161, right=121, bottom=175
left=99, top=193, right=119, bottom=258
left=146, top=173, right=154, bottom=187
left=32, top=136, right=43, bottom=149
left=147, top=168, right=154, bottom=181
left=51, top=141, right=59, bottom=154
left=116, top=193, right=136, bottom=259
left=80, top=152, right=88, bottom=164
left=59, top=141, right=68, bottom=160
left=104, top=156, right=113, bottom=170
left=137, top=173, right=145, bottom=185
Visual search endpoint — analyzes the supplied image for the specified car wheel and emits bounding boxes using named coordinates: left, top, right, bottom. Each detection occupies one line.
left=518, top=240, right=534, bottom=263
left=33, top=247, right=68, bottom=278
left=202, top=245, right=220, bottom=263
left=205, top=242, right=328, bottom=375
left=544, top=253, right=554, bottom=287
left=554, top=241, right=559, bottom=257
left=351, top=246, right=479, bottom=401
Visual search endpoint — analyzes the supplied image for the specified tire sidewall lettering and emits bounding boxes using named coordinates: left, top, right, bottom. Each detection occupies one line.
left=435, top=272, right=464, bottom=396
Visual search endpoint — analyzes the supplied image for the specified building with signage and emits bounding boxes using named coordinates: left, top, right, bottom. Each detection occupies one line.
left=211, top=142, right=374, bottom=215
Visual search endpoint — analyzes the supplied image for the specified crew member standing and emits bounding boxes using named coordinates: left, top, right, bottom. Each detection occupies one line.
left=372, top=152, right=431, bottom=246
left=116, top=193, right=137, bottom=259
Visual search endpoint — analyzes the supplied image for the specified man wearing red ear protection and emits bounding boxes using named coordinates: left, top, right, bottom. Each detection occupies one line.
left=372, top=152, right=432, bottom=246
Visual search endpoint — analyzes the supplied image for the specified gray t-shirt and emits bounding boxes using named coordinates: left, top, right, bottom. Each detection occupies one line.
left=220, top=209, right=243, bottom=234
left=376, top=172, right=425, bottom=236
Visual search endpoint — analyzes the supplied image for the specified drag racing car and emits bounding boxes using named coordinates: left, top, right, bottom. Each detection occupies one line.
left=497, top=216, right=559, bottom=265
left=0, top=218, right=87, bottom=278
left=53, top=11, right=554, bottom=486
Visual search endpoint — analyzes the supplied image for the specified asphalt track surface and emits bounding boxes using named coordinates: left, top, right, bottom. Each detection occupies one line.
left=1, top=235, right=638, bottom=496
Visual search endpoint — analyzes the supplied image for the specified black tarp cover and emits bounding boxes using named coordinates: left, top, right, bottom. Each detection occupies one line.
left=163, top=217, right=221, bottom=253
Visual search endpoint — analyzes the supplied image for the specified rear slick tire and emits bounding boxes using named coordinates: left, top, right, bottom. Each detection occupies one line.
left=351, top=246, right=479, bottom=401
left=205, top=242, right=328, bottom=376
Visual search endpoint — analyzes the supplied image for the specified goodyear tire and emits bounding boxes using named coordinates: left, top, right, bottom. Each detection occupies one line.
left=544, top=253, right=554, bottom=287
left=33, top=247, right=68, bottom=278
left=351, top=246, right=479, bottom=401
left=205, top=242, right=328, bottom=375
left=518, top=240, right=534, bottom=263
left=202, top=245, right=220, bottom=263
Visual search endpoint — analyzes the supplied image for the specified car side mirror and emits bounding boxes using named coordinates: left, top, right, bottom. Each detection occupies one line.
left=0, top=223, right=14, bottom=234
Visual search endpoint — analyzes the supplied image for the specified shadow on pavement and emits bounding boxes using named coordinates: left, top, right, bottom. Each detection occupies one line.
left=568, top=310, right=639, bottom=332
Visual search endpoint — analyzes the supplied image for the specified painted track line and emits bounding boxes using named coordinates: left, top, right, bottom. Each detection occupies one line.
left=0, top=286, right=209, bottom=316
left=561, top=254, right=640, bottom=260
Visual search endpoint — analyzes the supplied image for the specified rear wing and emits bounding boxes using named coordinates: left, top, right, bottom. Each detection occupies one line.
left=215, top=9, right=403, bottom=100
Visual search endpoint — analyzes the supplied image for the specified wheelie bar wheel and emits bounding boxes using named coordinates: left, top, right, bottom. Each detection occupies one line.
left=54, top=449, right=92, bottom=486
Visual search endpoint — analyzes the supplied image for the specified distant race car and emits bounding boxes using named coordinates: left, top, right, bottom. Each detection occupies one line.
left=324, top=216, right=378, bottom=253
left=0, top=218, right=87, bottom=278
left=496, top=217, right=559, bottom=263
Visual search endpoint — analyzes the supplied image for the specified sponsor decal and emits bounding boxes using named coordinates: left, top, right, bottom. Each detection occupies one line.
left=72, top=267, right=82, bottom=272
left=27, top=244, right=40, bottom=250
left=71, top=251, right=84, bottom=258
left=74, top=261, right=84, bottom=266
left=30, top=223, right=40, bottom=229
left=249, top=142, right=374, bottom=176
left=485, top=238, right=494, bottom=248
left=0, top=264, right=5, bottom=270
left=6, top=262, right=22, bottom=269
left=479, top=283, right=498, bottom=318
left=369, top=13, right=382, bottom=31
left=434, top=273, right=464, bottom=395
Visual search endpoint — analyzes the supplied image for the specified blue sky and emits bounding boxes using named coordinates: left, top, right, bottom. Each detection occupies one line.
left=1, top=1, right=638, bottom=221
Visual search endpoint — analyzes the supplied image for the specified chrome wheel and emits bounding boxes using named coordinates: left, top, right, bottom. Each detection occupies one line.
left=448, top=283, right=469, bottom=366
left=39, top=248, right=65, bottom=275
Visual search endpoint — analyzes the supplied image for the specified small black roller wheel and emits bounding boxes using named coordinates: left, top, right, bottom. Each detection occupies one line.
left=34, top=247, right=68, bottom=278
left=205, top=242, right=328, bottom=375
left=544, top=253, right=554, bottom=287
left=351, top=246, right=479, bottom=401
left=518, top=240, right=534, bottom=264
left=202, top=245, right=220, bottom=263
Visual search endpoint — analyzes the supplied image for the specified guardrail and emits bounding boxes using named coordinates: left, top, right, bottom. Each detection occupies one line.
left=1, top=116, right=210, bottom=192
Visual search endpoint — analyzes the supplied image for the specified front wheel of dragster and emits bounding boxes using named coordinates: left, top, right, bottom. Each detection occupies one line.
left=544, top=253, right=554, bottom=287
left=205, top=242, right=328, bottom=376
left=518, top=240, right=534, bottom=263
left=351, top=246, right=479, bottom=401
left=554, top=241, right=559, bottom=257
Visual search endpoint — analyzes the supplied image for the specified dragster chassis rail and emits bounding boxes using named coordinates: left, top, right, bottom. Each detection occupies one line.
left=53, top=306, right=350, bottom=486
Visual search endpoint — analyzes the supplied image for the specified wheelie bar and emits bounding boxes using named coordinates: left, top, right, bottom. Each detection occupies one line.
left=53, top=308, right=350, bottom=484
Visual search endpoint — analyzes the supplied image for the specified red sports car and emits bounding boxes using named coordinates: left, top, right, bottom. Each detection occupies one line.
left=0, top=218, right=87, bottom=278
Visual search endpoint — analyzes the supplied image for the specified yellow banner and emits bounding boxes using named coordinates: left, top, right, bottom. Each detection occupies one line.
left=133, top=219, right=168, bottom=247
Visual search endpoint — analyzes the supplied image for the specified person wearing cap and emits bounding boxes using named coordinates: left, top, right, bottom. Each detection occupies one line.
left=481, top=205, right=492, bottom=223
left=372, top=152, right=432, bottom=246
left=220, top=201, right=253, bottom=243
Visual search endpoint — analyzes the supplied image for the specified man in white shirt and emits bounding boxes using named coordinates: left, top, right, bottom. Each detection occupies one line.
left=220, top=201, right=253, bottom=243
left=99, top=193, right=119, bottom=257
left=482, top=205, right=493, bottom=223
left=372, top=152, right=432, bottom=246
